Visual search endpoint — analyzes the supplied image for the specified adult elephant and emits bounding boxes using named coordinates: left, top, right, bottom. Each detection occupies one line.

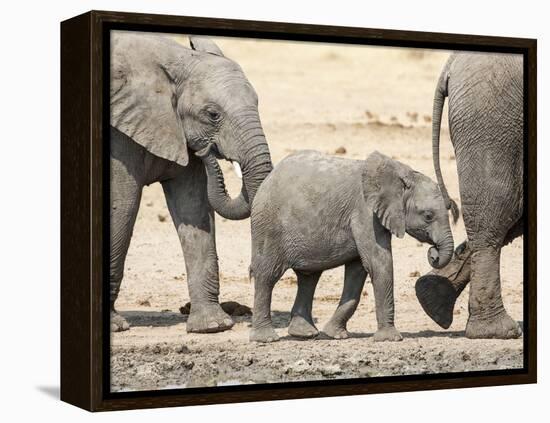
left=110, top=33, right=272, bottom=333
left=415, top=52, right=523, bottom=339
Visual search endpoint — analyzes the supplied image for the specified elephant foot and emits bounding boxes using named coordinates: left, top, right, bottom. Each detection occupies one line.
left=180, top=301, right=252, bottom=317
left=415, top=241, right=472, bottom=329
left=373, top=326, right=403, bottom=342
left=415, top=274, right=458, bottom=329
left=288, top=315, right=319, bottom=339
left=250, top=326, right=280, bottom=343
left=186, top=303, right=234, bottom=333
left=110, top=310, right=130, bottom=332
left=322, top=321, right=350, bottom=340
left=465, top=312, right=522, bottom=339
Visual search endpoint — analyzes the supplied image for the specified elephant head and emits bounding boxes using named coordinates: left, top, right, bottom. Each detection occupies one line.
left=110, top=33, right=272, bottom=220
left=363, top=151, right=457, bottom=269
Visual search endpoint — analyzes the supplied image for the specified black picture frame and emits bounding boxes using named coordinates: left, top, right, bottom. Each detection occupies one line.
left=60, top=10, right=537, bottom=411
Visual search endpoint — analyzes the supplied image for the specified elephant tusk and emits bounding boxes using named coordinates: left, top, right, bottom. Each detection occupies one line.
left=232, top=161, right=243, bottom=179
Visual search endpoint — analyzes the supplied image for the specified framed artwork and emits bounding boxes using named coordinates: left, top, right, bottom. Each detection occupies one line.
left=60, top=10, right=537, bottom=411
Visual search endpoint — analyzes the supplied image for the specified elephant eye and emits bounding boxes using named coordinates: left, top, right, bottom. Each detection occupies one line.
left=424, top=211, right=434, bottom=222
left=205, top=109, right=222, bottom=122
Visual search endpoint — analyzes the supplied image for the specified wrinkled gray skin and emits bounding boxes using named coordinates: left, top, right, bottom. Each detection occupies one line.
left=415, top=53, right=523, bottom=339
left=248, top=150, right=455, bottom=343
left=110, top=33, right=272, bottom=333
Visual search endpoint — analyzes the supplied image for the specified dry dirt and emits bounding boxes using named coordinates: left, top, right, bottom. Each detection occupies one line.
left=110, top=37, right=523, bottom=392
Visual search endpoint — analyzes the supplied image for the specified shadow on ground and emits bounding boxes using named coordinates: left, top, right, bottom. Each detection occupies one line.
left=36, top=386, right=59, bottom=399
left=119, top=309, right=472, bottom=339
left=121, top=310, right=185, bottom=327
left=279, top=329, right=468, bottom=342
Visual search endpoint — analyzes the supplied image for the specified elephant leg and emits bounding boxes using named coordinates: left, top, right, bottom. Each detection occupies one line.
left=288, top=271, right=321, bottom=339
left=110, top=153, right=143, bottom=332
left=352, top=220, right=402, bottom=342
left=415, top=241, right=472, bottom=329
left=323, top=260, right=367, bottom=339
left=371, top=269, right=403, bottom=342
left=249, top=258, right=284, bottom=343
left=465, top=246, right=522, bottom=339
left=162, top=162, right=233, bottom=334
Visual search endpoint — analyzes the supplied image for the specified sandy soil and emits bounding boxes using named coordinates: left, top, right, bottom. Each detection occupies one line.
left=110, top=37, right=523, bottom=392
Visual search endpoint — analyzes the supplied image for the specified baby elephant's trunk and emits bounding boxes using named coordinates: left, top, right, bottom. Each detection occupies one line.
left=427, top=229, right=454, bottom=269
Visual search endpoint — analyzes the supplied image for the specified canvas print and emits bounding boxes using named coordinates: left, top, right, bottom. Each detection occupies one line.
left=109, top=30, right=524, bottom=392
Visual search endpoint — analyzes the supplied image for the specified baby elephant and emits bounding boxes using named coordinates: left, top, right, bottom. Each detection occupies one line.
left=249, top=150, right=456, bottom=343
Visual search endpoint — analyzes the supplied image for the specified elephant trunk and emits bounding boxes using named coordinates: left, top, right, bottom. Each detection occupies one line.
left=196, top=130, right=272, bottom=220
left=239, top=136, right=273, bottom=207
left=197, top=151, right=251, bottom=220
left=427, top=228, right=454, bottom=269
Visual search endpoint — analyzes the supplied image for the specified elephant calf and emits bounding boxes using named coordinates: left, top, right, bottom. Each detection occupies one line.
left=248, top=150, right=456, bottom=343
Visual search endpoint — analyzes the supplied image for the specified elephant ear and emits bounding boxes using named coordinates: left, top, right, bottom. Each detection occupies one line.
left=189, top=36, right=224, bottom=56
left=110, top=33, right=189, bottom=166
left=362, top=151, right=409, bottom=238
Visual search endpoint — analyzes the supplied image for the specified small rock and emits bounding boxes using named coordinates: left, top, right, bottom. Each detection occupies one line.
left=407, top=111, right=418, bottom=121
left=461, top=352, right=471, bottom=361
left=290, top=359, right=310, bottom=373
left=137, top=299, right=151, bottom=307
left=157, top=214, right=167, bottom=222
left=146, top=201, right=154, bottom=207
left=177, top=345, right=191, bottom=354
left=221, top=301, right=252, bottom=316
left=409, top=270, right=421, bottom=277
left=423, top=115, right=432, bottom=123
left=181, top=359, right=195, bottom=370
left=321, top=364, right=342, bottom=376
left=334, top=146, right=347, bottom=155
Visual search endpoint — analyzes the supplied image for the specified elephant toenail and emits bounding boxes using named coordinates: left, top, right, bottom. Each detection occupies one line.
left=208, top=322, right=219, bottom=329
left=224, top=318, right=232, bottom=325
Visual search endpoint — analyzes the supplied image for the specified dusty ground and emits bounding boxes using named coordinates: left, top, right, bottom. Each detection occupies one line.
left=111, top=37, right=523, bottom=392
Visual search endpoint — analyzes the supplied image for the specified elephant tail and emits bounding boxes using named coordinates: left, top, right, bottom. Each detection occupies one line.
left=432, top=61, right=459, bottom=223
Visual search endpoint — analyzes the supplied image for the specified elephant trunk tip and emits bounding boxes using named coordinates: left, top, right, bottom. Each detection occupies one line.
left=427, top=245, right=453, bottom=269
left=428, top=246, right=442, bottom=269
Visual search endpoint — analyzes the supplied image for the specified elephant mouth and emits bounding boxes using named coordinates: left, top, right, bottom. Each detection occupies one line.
left=208, top=143, right=242, bottom=178
left=406, top=228, right=433, bottom=245
left=196, top=142, right=244, bottom=179
left=210, top=142, right=224, bottom=160
left=195, top=141, right=227, bottom=161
